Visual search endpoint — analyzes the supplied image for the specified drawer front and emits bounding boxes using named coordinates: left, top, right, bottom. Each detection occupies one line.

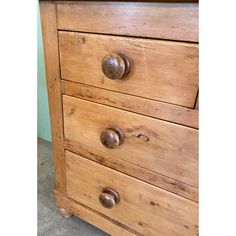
left=63, top=95, right=198, bottom=187
left=59, top=31, right=198, bottom=108
left=57, top=2, right=199, bottom=42
left=65, top=151, right=198, bottom=236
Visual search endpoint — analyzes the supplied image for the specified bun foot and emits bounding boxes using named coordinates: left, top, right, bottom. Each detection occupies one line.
left=58, top=207, right=72, bottom=219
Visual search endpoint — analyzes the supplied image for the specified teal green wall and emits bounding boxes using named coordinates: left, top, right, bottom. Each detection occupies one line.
left=37, top=3, right=51, bottom=142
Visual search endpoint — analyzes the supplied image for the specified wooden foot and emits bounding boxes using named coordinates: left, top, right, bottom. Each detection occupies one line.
left=58, top=207, right=72, bottom=219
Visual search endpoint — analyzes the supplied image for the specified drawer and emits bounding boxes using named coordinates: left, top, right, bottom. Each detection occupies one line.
left=63, top=95, right=198, bottom=187
left=57, top=2, right=199, bottom=42
left=65, top=151, right=198, bottom=236
left=59, top=31, right=198, bottom=108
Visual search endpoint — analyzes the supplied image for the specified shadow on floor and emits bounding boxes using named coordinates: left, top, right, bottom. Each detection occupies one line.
left=38, top=138, right=108, bottom=236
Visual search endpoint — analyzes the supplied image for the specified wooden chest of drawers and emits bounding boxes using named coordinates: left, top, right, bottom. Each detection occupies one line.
left=40, top=1, right=199, bottom=235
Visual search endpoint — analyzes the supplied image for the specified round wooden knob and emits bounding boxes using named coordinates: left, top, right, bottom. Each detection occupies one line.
left=100, top=126, right=124, bottom=149
left=101, top=53, right=130, bottom=80
left=99, top=187, right=120, bottom=209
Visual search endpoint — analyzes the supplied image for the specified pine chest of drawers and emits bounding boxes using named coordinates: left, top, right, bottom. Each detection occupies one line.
left=40, top=1, right=199, bottom=235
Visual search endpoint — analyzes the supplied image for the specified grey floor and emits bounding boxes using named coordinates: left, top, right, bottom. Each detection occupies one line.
left=38, top=138, right=108, bottom=236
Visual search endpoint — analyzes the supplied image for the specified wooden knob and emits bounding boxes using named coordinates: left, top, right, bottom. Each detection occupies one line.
left=100, top=126, right=124, bottom=149
left=101, top=53, right=130, bottom=80
left=99, top=187, right=120, bottom=209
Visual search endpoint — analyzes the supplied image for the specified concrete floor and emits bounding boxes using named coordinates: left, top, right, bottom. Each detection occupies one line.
left=38, top=138, right=108, bottom=236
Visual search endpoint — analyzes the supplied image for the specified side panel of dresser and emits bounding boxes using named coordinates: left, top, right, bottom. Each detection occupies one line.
left=40, top=2, right=66, bottom=193
left=40, top=3, right=136, bottom=234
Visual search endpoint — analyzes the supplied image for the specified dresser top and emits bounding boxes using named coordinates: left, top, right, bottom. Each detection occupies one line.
left=40, top=0, right=198, bottom=2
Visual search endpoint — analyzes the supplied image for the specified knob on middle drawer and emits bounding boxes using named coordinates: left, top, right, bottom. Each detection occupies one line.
left=101, top=53, right=130, bottom=80
left=100, top=126, right=124, bottom=149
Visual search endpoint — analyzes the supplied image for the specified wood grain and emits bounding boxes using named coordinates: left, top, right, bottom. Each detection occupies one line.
left=40, top=1, right=66, bottom=193
left=54, top=190, right=137, bottom=236
left=59, top=31, right=199, bottom=108
left=63, top=95, right=198, bottom=187
left=61, top=80, right=199, bottom=129
left=65, top=142, right=198, bottom=202
left=57, top=1, right=199, bottom=42
left=43, top=1, right=199, bottom=2
left=65, top=151, right=199, bottom=236
left=195, top=94, right=199, bottom=110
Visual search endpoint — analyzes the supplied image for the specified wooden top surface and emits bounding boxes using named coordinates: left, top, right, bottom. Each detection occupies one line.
left=40, top=0, right=198, bottom=2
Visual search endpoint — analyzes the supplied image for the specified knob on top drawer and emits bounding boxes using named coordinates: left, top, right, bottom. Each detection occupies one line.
left=101, top=53, right=130, bottom=80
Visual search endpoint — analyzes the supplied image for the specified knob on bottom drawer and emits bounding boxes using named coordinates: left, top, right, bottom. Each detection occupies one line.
left=99, top=187, right=120, bottom=209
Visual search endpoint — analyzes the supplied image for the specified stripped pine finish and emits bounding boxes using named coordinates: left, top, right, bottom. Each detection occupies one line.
left=65, top=151, right=198, bottom=236
left=57, top=1, right=199, bottom=42
left=64, top=141, right=198, bottom=202
left=63, top=95, right=198, bottom=188
left=40, top=1, right=66, bottom=193
left=59, top=31, right=198, bottom=108
left=40, top=1, right=198, bottom=235
left=54, top=190, right=137, bottom=236
left=61, top=80, right=199, bottom=128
